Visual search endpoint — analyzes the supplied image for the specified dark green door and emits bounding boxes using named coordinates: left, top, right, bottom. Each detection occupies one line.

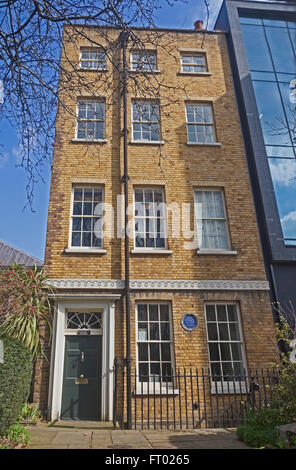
left=61, top=335, right=102, bottom=420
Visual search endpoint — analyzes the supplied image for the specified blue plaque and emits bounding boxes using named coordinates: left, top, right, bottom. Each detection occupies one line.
left=181, top=314, right=198, bottom=331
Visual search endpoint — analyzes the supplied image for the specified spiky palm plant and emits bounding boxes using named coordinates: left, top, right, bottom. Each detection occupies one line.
left=0, top=264, right=54, bottom=358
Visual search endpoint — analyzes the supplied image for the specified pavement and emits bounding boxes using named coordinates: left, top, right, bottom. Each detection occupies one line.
left=26, top=421, right=250, bottom=449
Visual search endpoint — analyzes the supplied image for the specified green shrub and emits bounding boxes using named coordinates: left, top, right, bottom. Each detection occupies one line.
left=0, top=334, right=33, bottom=435
left=5, top=424, right=30, bottom=445
left=237, top=425, right=278, bottom=448
left=245, top=407, right=284, bottom=428
left=272, top=363, right=296, bottom=423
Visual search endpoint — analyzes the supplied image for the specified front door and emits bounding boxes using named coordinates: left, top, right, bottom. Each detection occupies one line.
left=61, top=335, right=102, bottom=420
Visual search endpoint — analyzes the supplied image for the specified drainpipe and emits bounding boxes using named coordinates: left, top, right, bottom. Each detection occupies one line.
left=119, top=29, right=132, bottom=430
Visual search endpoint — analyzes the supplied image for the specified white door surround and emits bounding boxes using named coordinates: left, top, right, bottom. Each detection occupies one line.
left=48, top=296, right=119, bottom=422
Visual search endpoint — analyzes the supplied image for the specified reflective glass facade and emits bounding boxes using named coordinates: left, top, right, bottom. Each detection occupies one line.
left=240, top=17, right=296, bottom=245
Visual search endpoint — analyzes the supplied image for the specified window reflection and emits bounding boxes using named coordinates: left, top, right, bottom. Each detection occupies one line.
left=240, top=17, right=296, bottom=244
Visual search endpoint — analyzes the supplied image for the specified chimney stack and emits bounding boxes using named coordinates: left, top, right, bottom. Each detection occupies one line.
left=194, top=20, right=204, bottom=30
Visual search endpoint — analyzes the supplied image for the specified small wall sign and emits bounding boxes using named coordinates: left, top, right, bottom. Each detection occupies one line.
left=181, top=314, right=198, bottom=332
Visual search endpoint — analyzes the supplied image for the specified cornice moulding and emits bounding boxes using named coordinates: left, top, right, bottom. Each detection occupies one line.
left=47, top=278, right=270, bottom=291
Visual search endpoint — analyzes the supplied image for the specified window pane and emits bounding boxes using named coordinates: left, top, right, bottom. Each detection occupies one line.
left=139, top=363, right=149, bottom=382
left=82, top=232, right=91, bottom=246
left=138, top=323, right=148, bottom=341
left=149, top=304, right=158, bottom=321
left=206, top=305, right=216, bottom=322
left=229, top=322, right=240, bottom=341
left=161, top=343, right=171, bottom=362
left=135, top=234, right=144, bottom=247
left=220, top=343, right=231, bottom=361
left=217, top=305, right=227, bottom=321
left=231, top=343, right=243, bottom=361
left=74, top=188, right=83, bottom=201
left=150, top=343, right=160, bottom=361
left=207, top=323, right=218, bottom=341
left=160, top=304, right=169, bottom=321
left=240, top=23, right=273, bottom=71
left=73, top=202, right=82, bottom=215
left=83, top=202, right=92, bottom=215
left=72, top=218, right=81, bottom=231
left=150, top=363, right=161, bottom=378
left=219, top=323, right=229, bottom=341
left=211, top=363, right=221, bottom=378
left=162, top=363, right=172, bottom=381
left=233, top=362, right=245, bottom=378
left=209, top=343, right=220, bottom=362
left=222, top=363, right=235, bottom=380
left=227, top=305, right=237, bottom=322
left=92, top=234, right=102, bottom=247
left=149, top=323, right=159, bottom=341
left=72, top=232, right=81, bottom=246
left=138, top=304, right=148, bottom=321
left=160, top=323, right=170, bottom=340
left=138, top=343, right=148, bottom=361
left=135, top=189, right=144, bottom=202
left=83, top=218, right=92, bottom=231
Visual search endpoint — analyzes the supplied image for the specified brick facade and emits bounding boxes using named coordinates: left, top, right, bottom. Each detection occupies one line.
left=34, top=26, right=276, bottom=423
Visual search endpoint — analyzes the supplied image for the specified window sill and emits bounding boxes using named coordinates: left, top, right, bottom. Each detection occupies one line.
left=131, top=249, right=172, bottom=254
left=71, top=138, right=107, bottom=144
left=129, top=69, right=161, bottom=74
left=187, top=142, right=221, bottom=147
left=211, top=384, right=247, bottom=394
left=197, top=249, right=237, bottom=255
left=64, top=248, right=107, bottom=254
left=130, top=140, right=165, bottom=145
left=178, top=71, right=211, bottom=76
left=78, top=68, right=108, bottom=72
left=134, top=386, right=179, bottom=396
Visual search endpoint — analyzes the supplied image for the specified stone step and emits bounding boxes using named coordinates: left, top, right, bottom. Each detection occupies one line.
left=47, top=420, right=116, bottom=430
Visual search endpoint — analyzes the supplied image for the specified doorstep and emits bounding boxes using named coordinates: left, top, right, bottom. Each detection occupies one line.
left=47, top=420, right=117, bottom=430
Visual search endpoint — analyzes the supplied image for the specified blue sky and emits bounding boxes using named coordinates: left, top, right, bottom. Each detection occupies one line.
left=0, top=0, right=223, bottom=261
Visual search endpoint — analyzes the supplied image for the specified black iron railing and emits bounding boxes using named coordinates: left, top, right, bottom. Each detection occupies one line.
left=113, top=362, right=280, bottom=430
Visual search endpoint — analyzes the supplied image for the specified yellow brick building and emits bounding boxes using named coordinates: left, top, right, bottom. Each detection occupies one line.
left=33, top=25, right=276, bottom=427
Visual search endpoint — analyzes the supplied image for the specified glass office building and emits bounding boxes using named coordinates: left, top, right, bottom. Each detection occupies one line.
left=240, top=17, right=296, bottom=245
left=215, top=1, right=296, bottom=318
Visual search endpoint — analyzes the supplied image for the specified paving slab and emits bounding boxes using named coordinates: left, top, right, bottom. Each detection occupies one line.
left=51, top=431, right=91, bottom=446
left=110, top=430, right=152, bottom=449
left=27, top=423, right=250, bottom=449
left=91, top=430, right=113, bottom=449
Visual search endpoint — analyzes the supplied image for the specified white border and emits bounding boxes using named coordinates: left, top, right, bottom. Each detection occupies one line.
left=48, top=298, right=115, bottom=421
left=204, top=302, right=248, bottom=394
left=68, top=185, right=105, bottom=250
left=135, top=301, right=178, bottom=395
left=47, top=278, right=270, bottom=291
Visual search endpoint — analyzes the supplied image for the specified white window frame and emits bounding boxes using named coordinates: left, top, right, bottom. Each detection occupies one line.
left=180, top=53, right=208, bottom=73
left=135, top=302, right=177, bottom=394
left=131, top=100, right=161, bottom=143
left=67, top=185, right=105, bottom=252
left=133, top=187, right=168, bottom=251
left=204, top=302, right=248, bottom=394
left=194, top=189, right=232, bottom=253
left=130, top=50, right=157, bottom=71
left=76, top=100, right=106, bottom=141
left=185, top=102, right=216, bottom=144
left=79, top=49, right=107, bottom=70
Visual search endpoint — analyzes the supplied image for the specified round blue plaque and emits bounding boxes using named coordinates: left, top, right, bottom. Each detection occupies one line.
left=181, top=314, right=198, bottom=331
